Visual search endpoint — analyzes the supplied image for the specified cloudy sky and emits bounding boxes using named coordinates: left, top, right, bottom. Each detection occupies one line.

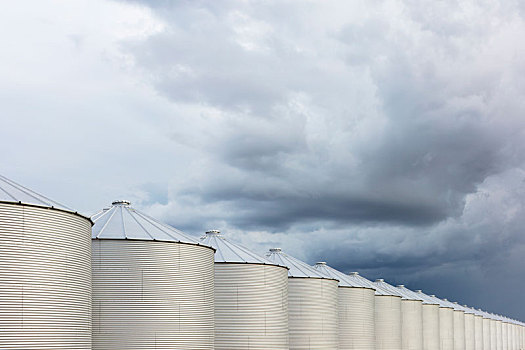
left=2, top=0, right=525, bottom=319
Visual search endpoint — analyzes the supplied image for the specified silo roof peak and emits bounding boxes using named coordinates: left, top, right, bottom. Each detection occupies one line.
left=266, top=249, right=335, bottom=279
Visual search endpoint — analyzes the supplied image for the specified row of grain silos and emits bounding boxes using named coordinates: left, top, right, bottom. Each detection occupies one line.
left=1, top=174, right=524, bottom=350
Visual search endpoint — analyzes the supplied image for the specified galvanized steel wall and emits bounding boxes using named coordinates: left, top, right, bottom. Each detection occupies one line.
left=214, top=263, right=289, bottom=350
left=0, top=203, right=92, bottom=349
left=339, top=287, right=375, bottom=350
left=288, top=278, right=338, bottom=350
left=92, top=239, right=215, bottom=350
left=482, top=317, right=491, bottom=350
left=422, top=303, right=440, bottom=350
left=490, top=319, right=498, bottom=350
left=473, top=315, right=483, bottom=350
left=503, top=323, right=509, bottom=350
left=401, top=299, right=424, bottom=350
left=496, top=320, right=503, bottom=350
left=375, top=295, right=402, bottom=350
left=453, top=310, right=466, bottom=350
left=464, top=313, right=475, bottom=350
left=439, top=307, right=455, bottom=350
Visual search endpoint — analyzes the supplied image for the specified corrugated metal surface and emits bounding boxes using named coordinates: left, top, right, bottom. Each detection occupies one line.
left=503, top=322, right=509, bottom=350
left=375, top=295, right=402, bottom=350
left=490, top=319, right=498, bottom=350
left=464, top=312, right=475, bottom=350
left=214, top=263, right=289, bottom=350
left=0, top=202, right=92, bottom=349
left=482, top=316, right=491, bottom=350
left=473, top=314, right=483, bottom=350
left=439, top=307, right=455, bottom=350
left=339, top=286, right=375, bottom=350
left=287, top=278, right=338, bottom=350
left=92, top=239, right=215, bottom=350
left=496, top=319, right=502, bottom=350
left=401, top=299, right=424, bottom=350
left=453, top=309, right=466, bottom=350
left=422, top=304, right=441, bottom=350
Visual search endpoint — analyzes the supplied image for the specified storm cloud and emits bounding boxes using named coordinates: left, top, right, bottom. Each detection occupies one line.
left=1, top=0, right=525, bottom=319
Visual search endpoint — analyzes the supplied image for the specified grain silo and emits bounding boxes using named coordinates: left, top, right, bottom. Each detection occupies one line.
left=489, top=313, right=498, bottom=350
left=91, top=201, right=215, bottom=350
left=469, top=307, right=483, bottom=350
left=438, top=298, right=465, bottom=350
left=0, top=174, right=92, bottom=349
left=372, top=279, right=405, bottom=350
left=502, top=316, right=509, bottom=350
left=374, top=280, right=423, bottom=350
left=459, top=305, right=476, bottom=350
left=200, top=230, right=289, bottom=350
left=265, top=249, right=338, bottom=350
left=313, top=263, right=376, bottom=350
left=479, top=309, right=492, bottom=350
left=413, top=290, right=441, bottom=350
left=421, top=293, right=455, bottom=350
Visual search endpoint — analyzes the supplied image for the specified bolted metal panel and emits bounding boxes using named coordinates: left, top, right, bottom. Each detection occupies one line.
left=92, top=239, right=215, bottom=350
left=375, top=295, right=402, bottom=350
left=473, top=315, right=483, bottom=350
left=338, top=287, right=375, bottom=350
left=464, top=313, right=475, bottom=350
left=439, top=307, right=455, bottom=350
left=422, top=304, right=440, bottom=350
left=482, top=317, right=491, bottom=350
left=287, top=278, right=339, bottom=350
left=453, top=310, right=466, bottom=350
left=214, top=263, right=289, bottom=350
left=0, top=202, right=92, bottom=349
left=401, top=299, right=424, bottom=350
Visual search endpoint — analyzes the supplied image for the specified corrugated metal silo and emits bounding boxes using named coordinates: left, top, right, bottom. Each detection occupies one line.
left=414, top=290, right=442, bottom=350
left=424, top=294, right=455, bottom=350
left=439, top=299, right=465, bottom=350
left=371, top=279, right=404, bottom=350
left=266, top=249, right=338, bottom=350
left=313, top=263, right=376, bottom=350
left=494, top=314, right=503, bottom=350
left=502, top=317, right=509, bottom=350
left=469, top=308, right=483, bottom=350
left=200, top=230, right=289, bottom=350
left=490, top=314, right=498, bottom=350
left=0, top=174, right=92, bottom=349
left=91, top=201, right=215, bottom=350
left=460, top=305, right=476, bottom=350
left=374, top=280, right=424, bottom=350
left=479, top=309, right=491, bottom=350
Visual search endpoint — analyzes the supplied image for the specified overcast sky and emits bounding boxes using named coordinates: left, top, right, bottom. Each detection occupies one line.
left=1, top=0, right=525, bottom=320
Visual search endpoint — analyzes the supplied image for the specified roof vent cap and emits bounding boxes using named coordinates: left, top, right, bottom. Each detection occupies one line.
left=376, top=278, right=384, bottom=282
left=397, top=285, right=405, bottom=288
left=349, top=272, right=359, bottom=276
left=205, top=230, right=221, bottom=235
left=415, top=290, right=422, bottom=293
left=112, top=200, right=131, bottom=206
left=269, top=248, right=282, bottom=253
left=316, top=262, right=327, bottom=265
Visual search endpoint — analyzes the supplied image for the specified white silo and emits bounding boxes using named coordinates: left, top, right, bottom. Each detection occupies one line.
left=469, top=307, right=483, bottom=350
left=438, top=299, right=465, bottom=350
left=374, top=280, right=423, bottom=350
left=423, top=294, right=455, bottom=350
left=266, top=249, right=338, bottom=350
left=494, top=314, right=503, bottom=350
left=0, top=174, right=92, bottom=349
left=91, top=201, right=215, bottom=350
left=460, top=305, right=476, bottom=350
left=313, top=263, right=376, bottom=350
left=490, top=314, right=498, bottom=350
left=372, top=279, right=405, bottom=350
left=414, top=290, right=442, bottom=350
left=479, top=309, right=492, bottom=350
left=200, top=230, right=289, bottom=350
left=502, top=317, right=509, bottom=350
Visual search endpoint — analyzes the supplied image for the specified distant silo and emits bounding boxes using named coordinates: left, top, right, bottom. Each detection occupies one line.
left=502, top=317, right=509, bottom=350
left=91, top=201, right=215, bottom=350
left=459, top=305, right=476, bottom=350
left=492, top=313, right=502, bottom=350
left=374, top=280, right=424, bottom=350
left=266, top=249, right=338, bottom=350
left=469, top=307, right=483, bottom=350
left=0, top=174, right=92, bottom=349
left=314, top=263, right=376, bottom=350
left=422, top=294, right=455, bottom=350
left=372, top=279, right=404, bottom=350
left=489, top=314, right=498, bottom=350
left=200, top=230, right=289, bottom=350
left=414, top=290, right=441, bottom=350
left=438, top=299, right=465, bottom=350
left=479, top=309, right=491, bottom=350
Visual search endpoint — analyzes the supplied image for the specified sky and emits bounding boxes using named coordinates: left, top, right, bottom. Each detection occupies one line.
left=1, top=0, right=525, bottom=320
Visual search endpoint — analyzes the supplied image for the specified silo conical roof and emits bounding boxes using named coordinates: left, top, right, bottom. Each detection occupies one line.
left=91, top=200, right=204, bottom=246
left=266, top=248, right=335, bottom=279
left=414, top=290, right=446, bottom=306
left=396, top=285, right=425, bottom=302
left=200, top=230, right=284, bottom=266
left=373, top=279, right=407, bottom=298
left=313, top=262, right=378, bottom=292
left=0, top=174, right=73, bottom=212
